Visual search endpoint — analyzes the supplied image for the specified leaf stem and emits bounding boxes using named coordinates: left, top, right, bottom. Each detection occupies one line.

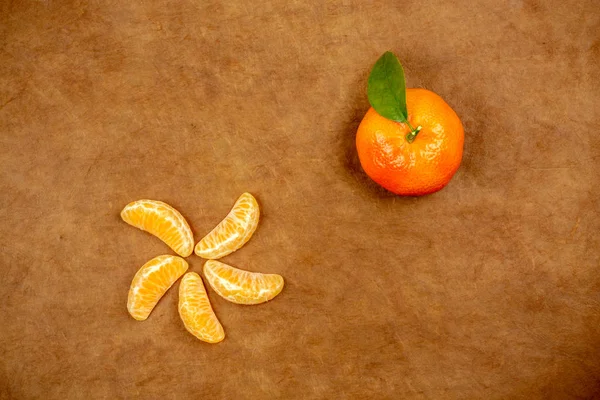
left=405, top=120, right=422, bottom=143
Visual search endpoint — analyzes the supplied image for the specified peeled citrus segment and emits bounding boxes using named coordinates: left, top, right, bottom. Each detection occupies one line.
left=203, top=260, right=284, bottom=305
left=194, top=192, right=259, bottom=259
left=178, top=272, right=225, bottom=343
left=121, top=200, right=194, bottom=257
left=127, top=255, right=188, bottom=321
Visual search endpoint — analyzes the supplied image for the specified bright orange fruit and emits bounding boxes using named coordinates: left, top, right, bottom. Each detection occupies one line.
left=356, top=88, right=464, bottom=196
left=127, top=255, right=188, bottom=321
left=121, top=200, right=194, bottom=257
left=194, top=193, right=259, bottom=259
left=203, top=260, right=284, bottom=305
left=178, top=272, right=225, bottom=343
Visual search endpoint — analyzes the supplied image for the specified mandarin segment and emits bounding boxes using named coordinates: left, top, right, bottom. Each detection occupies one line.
left=194, top=193, right=259, bottom=259
left=127, top=255, right=188, bottom=321
left=121, top=200, right=194, bottom=257
left=178, top=272, right=225, bottom=343
left=203, top=260, right=284, bottom=305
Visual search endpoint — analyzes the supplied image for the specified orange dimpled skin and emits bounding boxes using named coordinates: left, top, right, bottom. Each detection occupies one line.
left=356, top=89, right=464, bottom=196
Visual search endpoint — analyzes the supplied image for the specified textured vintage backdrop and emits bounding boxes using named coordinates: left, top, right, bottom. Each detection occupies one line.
left=1, top=1, right=599, bottom=399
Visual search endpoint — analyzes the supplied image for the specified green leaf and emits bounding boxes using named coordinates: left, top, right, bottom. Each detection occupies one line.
left=367, top=51, right=408, bottom=123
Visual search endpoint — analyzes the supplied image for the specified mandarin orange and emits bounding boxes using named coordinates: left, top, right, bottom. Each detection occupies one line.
left=356, top=88, right=464, bottom=196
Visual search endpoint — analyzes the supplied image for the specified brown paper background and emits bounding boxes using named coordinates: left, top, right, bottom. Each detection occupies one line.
left=1, top=0, right=599, bottom=399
